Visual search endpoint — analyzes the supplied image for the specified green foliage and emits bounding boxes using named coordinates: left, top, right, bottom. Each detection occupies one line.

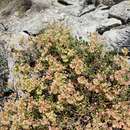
left=0, top=24, right=130, bottom=130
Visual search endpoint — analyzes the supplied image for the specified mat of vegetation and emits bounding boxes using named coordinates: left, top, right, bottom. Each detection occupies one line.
left=0, top=24, right=130, bottom=130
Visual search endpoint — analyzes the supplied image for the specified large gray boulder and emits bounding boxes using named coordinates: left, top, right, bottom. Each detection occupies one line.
left=59, top=4, right=95, bottom=16
left=30, top=0, right=53, bottom=12
left=0, top=0, right=54, bottom=18
left=103, top=26, right=130, bottom=51
left=9, top=8, right=66, bottom=34
left=0, top=0, right=32, bottom=17
left=109, top=1, right=130, bottom=23
left=65, top=8, right=110, bottom=39
left=0, top=0, right=129, bottom=55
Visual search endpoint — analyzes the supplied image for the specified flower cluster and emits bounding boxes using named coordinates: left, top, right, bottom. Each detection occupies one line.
left=0, top=24, right=130, bottom=130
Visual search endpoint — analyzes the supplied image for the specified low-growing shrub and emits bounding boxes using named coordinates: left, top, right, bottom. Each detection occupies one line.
left=0, top=24, right=130, bottom=130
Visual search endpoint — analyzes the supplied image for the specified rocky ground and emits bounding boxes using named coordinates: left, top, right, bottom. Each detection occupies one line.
left=0, top=0, right=130, bottom=105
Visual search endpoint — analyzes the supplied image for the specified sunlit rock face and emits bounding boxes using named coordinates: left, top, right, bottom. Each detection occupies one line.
left=0, top=0, right=32, bottom=17
left=0, top=41, right=9, bottom=88
left=0, top=0, right=129, bottom=50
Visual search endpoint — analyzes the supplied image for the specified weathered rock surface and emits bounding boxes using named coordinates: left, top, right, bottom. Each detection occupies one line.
left=97, top=18, right=122, bottom=34
left=0, top=0, right=32, bottom=17
left=30, top=0, right=53, bottom=12
left=0, top=0, right=129, bottom=50
left=9, top=9, right=66, bottom=34
left=103, top=25, right=130, bottom=51
left=109, top=1, right=130, bottom=23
